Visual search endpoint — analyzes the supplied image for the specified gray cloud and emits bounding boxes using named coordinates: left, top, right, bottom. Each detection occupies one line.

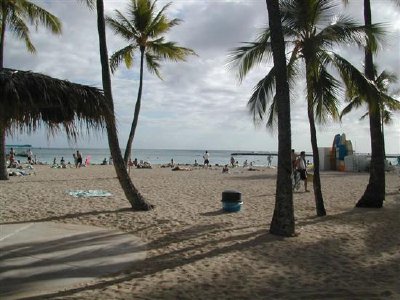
left=5, top=0, right=400, bottom=154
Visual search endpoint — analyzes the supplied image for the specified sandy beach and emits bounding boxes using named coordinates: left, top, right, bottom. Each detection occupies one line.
left=1, top=164, right=399, bottom=299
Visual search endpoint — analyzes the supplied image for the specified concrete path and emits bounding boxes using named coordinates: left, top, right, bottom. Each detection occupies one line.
left=0, top=222, right=146, bottom=299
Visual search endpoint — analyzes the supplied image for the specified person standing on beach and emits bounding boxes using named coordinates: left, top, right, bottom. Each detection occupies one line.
left=203, top=151, right=210, bottom=168
left=230, top=156, right=235, bottom=167
left=27, top=149, right=33, bottom=164
left=9, top=148, right=15, bottom=163
left=76, top=151, right=83, bottom=168
left=267, top=155, right=272, bottom=167
left=295, top=151, right=309, bottom=192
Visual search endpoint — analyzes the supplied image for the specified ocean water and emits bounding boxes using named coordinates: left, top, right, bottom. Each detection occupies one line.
left=6, top=147, right=279, bottom=166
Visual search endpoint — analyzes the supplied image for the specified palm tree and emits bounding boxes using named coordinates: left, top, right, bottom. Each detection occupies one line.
left=106, top=0, right=196, bottom=166
left=350, top=0, right=399, bottom=208
left=95, top=0, right=153, bottom=210
left=0, top=0, right=62, bottom=180
left=230, top=0, right=384, bottom=216
left=341, top=68, right=400, bottom=156
left=265, top=0, right=295, bottom=237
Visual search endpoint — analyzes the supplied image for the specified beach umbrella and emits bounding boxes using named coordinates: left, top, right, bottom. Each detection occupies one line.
left=0, top=68, right=111, bottom=179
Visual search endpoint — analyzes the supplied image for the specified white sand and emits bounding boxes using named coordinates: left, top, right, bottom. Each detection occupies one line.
left=1, top=165, right=399, bottom=299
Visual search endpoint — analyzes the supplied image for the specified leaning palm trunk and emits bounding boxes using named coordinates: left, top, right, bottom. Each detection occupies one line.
left=123, top=47, right=145, bottom=166
left=305, top=60, right=326, bottom=216
left=356, top=0, right=385, bottom=208
left=266, top=0, right=295, bottom=237
left=96, top=0, right=153, bottom=210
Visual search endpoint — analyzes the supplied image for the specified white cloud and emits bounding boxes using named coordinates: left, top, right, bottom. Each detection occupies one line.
left=5, top=0, right=400, bottom=154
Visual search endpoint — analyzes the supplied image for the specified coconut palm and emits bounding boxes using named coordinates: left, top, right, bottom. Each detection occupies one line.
left=347, top=0, right=399, bottom=208
left=341, top=68, right=400, bottom=156
left=229, top=0, right=384, bottom=216
left=94, top=0, right=153, bottom=210
left=106, top=0, right=196, bottom=166
left=265, top=0, right=295, bottom=236
left=0, top=0, right=61, bottom=180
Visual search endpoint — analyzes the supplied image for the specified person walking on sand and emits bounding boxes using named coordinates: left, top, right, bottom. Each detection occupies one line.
left=76, top=150, right=83, bottom=168
left=295, top=151, right=309, bottom=192
left=203, top=150, right=210, bottom=168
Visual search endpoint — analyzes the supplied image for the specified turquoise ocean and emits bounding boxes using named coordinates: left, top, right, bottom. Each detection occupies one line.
left=6, top=147, right=279, bottom=166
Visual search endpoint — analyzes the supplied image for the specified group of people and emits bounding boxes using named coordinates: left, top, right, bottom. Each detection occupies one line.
left=7, top=148, right=36, bottom=168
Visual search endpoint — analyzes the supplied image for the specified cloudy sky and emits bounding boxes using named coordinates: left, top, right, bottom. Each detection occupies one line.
left=5, top=0, right=400, bottom=154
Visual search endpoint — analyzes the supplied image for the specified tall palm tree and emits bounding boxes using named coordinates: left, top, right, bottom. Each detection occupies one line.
left=106, top=0, right=196, bottom=166
left=349, top=0, right=399, bottom=208
left=0, top=0, right=62, bottom=180
left=265, top=0, right=295, bottom=236
left=230, top=0, right=384, bottom=216
left=95, top=0, right=153, bottom=210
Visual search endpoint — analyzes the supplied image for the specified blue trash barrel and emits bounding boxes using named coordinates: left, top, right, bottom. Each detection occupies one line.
left=221, top=190, right=243, bottom=212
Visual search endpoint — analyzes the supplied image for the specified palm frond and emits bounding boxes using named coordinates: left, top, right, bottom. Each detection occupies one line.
left=106, top=12, right=136, bottom=42
left=145, top=52, right=162, bottom=79
left=340, top=96, right=364, bottom=120
left=247, top=67, right=276, bottom=123
left=20, top=0, right=62, bottom=34
left=109, top=44, right=137, bottom=72
left=311, top=61, right=341, bottom=123
left=8, top=11, right=36, bottom=53
left=147, top=39, right=196, bottom=61
left=77, top=0, right=95, bottom=10
left=228, top=28, right=273, bottom=82
left=146, top=2, right=178, bottom=37
left=1, top=68, right=109, bottom=139
left=280, top=0, right=337, bottom=33
left=381, top=110, right=393, bottom=124
left=326, top=52, right=381, bottom=112
left=131, top=0, right=153, bottom=33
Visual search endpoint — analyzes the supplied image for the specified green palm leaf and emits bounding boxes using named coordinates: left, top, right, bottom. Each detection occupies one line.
left=109, top=45, right=137, bottom=73
left=228, top=29, right=273, bottom=82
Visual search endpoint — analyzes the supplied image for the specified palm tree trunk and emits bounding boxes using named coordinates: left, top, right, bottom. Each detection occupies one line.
left=123, top=47, right=145, bottom=166
left=305, top=61, right=326, bottom=217
left=356, top=0, right=385, bottom=208
left=96, top=0, right=153, bottom=210
left=266, top=0, right=295, bottom=237
left=0, top=4, right=9, bottom=180
left=0, top=1, right=6, bottom=68
left=308, top=107, right=326, bottom=216
left=0, top=125, right=8, bottom=180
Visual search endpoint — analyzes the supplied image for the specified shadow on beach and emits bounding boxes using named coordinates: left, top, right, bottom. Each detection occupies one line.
left=20, top=200, right=400, bottom=299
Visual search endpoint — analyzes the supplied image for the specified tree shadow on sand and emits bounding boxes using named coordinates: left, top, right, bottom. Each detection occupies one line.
left=15, top=202, right=400, bottom=299
left=0, top=208, right=133, bottom=225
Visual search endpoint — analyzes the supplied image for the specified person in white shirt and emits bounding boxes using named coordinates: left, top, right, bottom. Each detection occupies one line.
left=295, top=151, right=309, bottom=192
left=203, top=151, right=210, bottom=167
